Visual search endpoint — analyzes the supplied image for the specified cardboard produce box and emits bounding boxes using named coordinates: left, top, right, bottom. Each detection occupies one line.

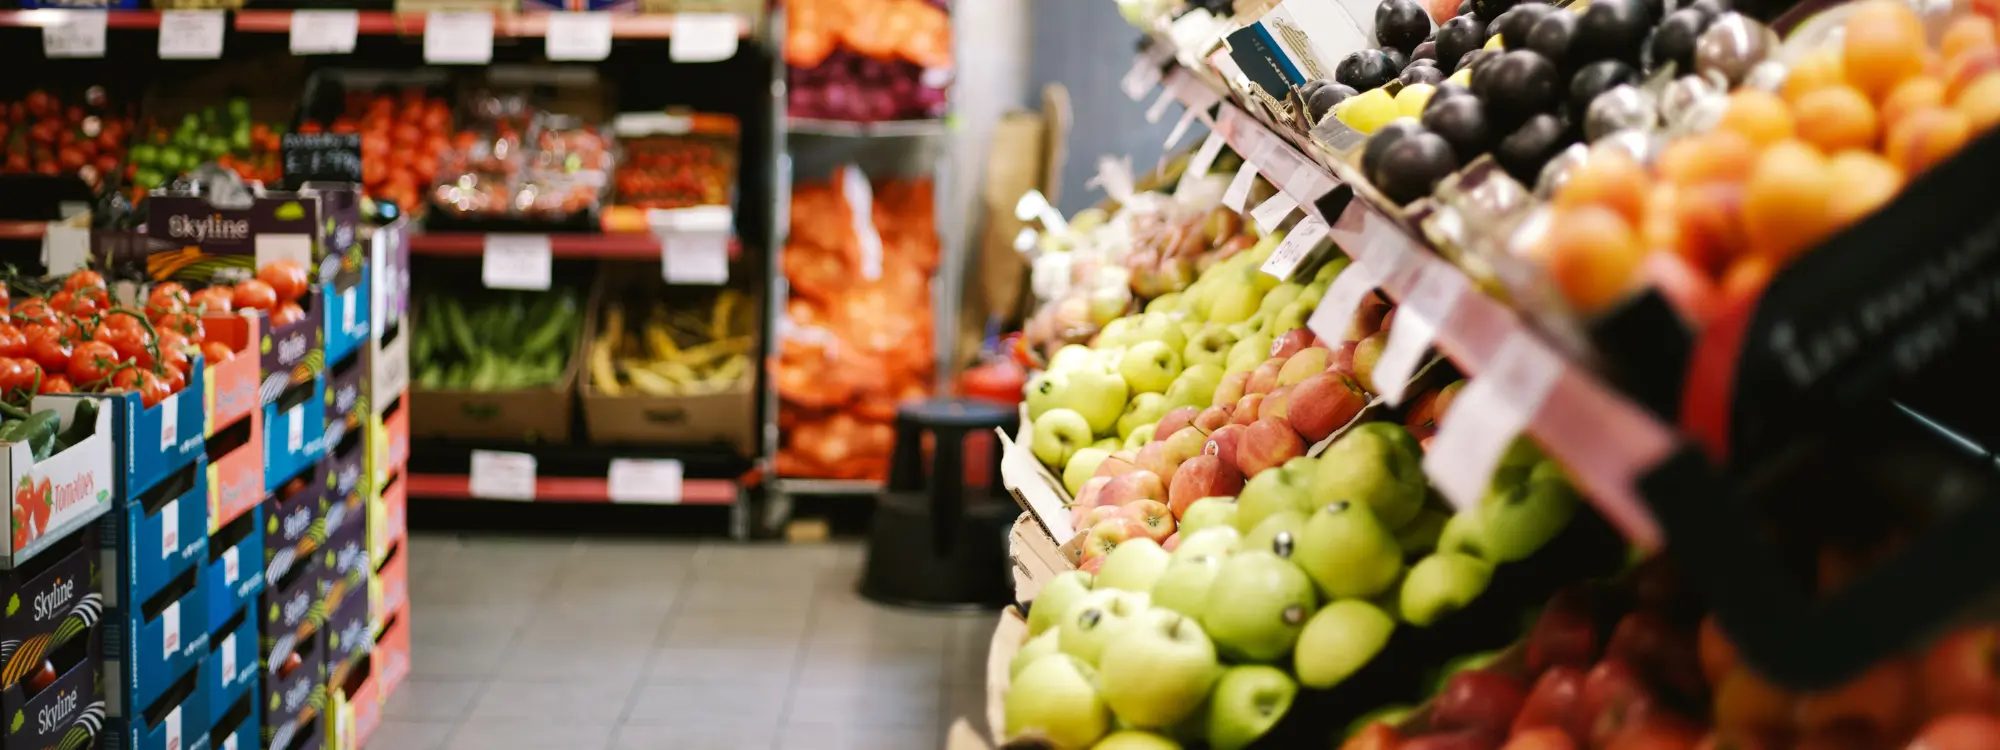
left=407, top=284, right=586, bottom=444
left=578, top=265, right=757, bottom=455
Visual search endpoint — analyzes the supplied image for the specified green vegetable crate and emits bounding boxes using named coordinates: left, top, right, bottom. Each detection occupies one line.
left=407, top=286, right=589, bottom=443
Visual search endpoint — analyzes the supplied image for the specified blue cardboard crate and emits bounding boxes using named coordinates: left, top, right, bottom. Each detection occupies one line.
left=106, top=567, right=209, bottom=714
left=204, top=605, right=257, bottom=734
left=324, top=275, right=371, bottom=369
left=205, top=506, right=263, bottom=635
left=206, top=688, right=258, bottom=750
left=263, top=378, right=327, bottom=493
left=104, top=657, right=208, bottom=750
left=82, top=358, right=207, bottom=500
left=100, top=457, right=210, bottom=610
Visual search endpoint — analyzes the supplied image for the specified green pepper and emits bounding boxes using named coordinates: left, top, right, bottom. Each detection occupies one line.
left=21, top=410, right=62, bottom=463
left=443, top=301, right=478, bottom=358
left=0, top=401, right=30, bottom=422
left=51, top=399, right=98, bottom=455
left=520, top=310, right=570, bottom=356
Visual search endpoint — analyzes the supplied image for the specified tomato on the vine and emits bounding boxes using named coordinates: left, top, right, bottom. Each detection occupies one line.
left=66, top=340, right=119, bottom=384
left=158, top=366, right=186, bottom=395
left=0, top=326, right=25, bottom=358
left=232, top=280, right=277, bottom=312
left=62, top=269, right=104, bottom=293
left=270, top=301, right=306, bottom=327
left=200, top=341, right=233, bottom=365
left=27, top=332, right=70, bottom=374
left=12, top=300, right=51, bottom=326
left=157, top=343, right=189, bottom=375
left=190, top=286, right=233, bottom=314
left=0, top=358, right=28, bottom=393
left=37, top=374, right=71, bottom=394
left=146, top=283, right=190, bottom=317
left=103, top=325, right=154, bottom=367
left=136, top=370, right=168, bottom=408
left=257, top=261, right=310, bottom=305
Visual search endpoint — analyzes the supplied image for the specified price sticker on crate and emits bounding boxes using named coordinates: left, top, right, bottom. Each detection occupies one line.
left=160, top=392, right=179, bottom=452
left=220, top=632, right=237, bottom=687
left=290, top=10, right=359, bottom=55
left=1424, top=331, right=1564, bottom=510
left=159, top=10, right=225, bottom=59
left=163, top=601, right=182, bottom=657
left=545, top=11, right=613, bottom=61
left=1261, top=215, right=1328, bottom=281
left=43, top=10, right=107, bottom=59
left=165, top=705, right=181, bottom=750
left=469, top=450, right=536, bottom=501
left=161, top=499, right=179, bottom=560
left=481, top=234, right=552, bottom=290
left=223, top=545, right=240, bottom=586
left=652, top=206, right=732, bottom=285
left=286, top=405, right=304, bottom=453
left=1375, top=263, right=1469, bottom=405
left=424, top=11, right=495, bottom=65
left=607, top=459, right=684, bottom=504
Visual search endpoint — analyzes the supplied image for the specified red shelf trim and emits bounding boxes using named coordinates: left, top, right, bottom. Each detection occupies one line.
left=0, top=10, right=750, bottom=38
left=406, top=232, right=741, bottom=260
left=405, top=472, right=738, bottom=505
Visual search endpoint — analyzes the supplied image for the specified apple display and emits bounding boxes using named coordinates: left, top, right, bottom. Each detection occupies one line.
left=1269, top=328, right=1316, bottom=359
left=1154, top=407, right=1201, bottom=442
left=1459, top=461, right=1578, bottom=562
left=1194, top=405, right=1236, bottom=433
left=1176, top=501, right=1240, bottom=540
left=1074, top=504, right=1121, bottom=535
left=1212, top=371, right=1251, bottom=407
left=1169, top=456, right=1245, bottom=518
left=1311, top=422, right=1428, bottom=529
left=1400, top=552, right=1493, bottom=627
left=1204, top=665, right=1298, bottom=750
left=1034, top=409, right=1097, bottom=471
left=1152, top=553, right=1225, bottom=619
left=1294, top=499, right=1406, bottom=600
left=1288, top=372, right=1370, bottom=443
left=1121, top=341, right=1186, bottom=395
left=1164, top=363, right=1226, bottom=411
left=1047, top=345, right=1097, bottom=374
left=1138, top=429, right=1206, bottom=482
left=1011, top=629, right=1063, bottom=679
left=1909, top=713, right=2000, bottom=750
left=1099, top=609, right=1223, bottom=728
left=1236, top=418, right=1307, bottom=478
left=1120, top=393, right=1172, bottom=441
left=1513, top=665, right=1585, bottom=738
left=1294, top=599, right=1396, bottom=689
left=1230, top=395, right=1266, bottom=426
left=1099, top=470, right=1169, bottom=509
left=1128, top=312, right=1191, bottom=353
left=1234, top=457, right=1318, bottom=534
left=1277, top=347, right=1332, bottom=387
left=1201, top=550, right=1317, bottom=663
left=1272, top=297, right=1320, bottom=336
left=1184, top=326, right=1241, bottom=369
left=1257, top=283, right=1305, bottom=321
left=1090, top=731, right=1184, bottom=750
left=1352, top=332, right=1388, bottom=394
left=1095, top=451, right=1140, bottom=480
left=1029, top=570, right=1098, bottom=636
left=1083, top=517, right=1150, bottom=562
left=1005, top=653, right=1113, bottom=749
left=1069, top=367, right=1134, bottom=436
left=1259, top=385, right=1296, bottom=423
left=1341, top=721, right=1405, bottom=750
left=1065, top=448, right=1115, bottom=496
left=1244, top=510, right=1308, bottom=558
left=1431, top=669, right=1528, bottom=734
left=1059, top=589, right=1152, bottom=665
left=1395, top=507, right=1451, bottom=556
left=1526, top=588, right=1602, bottom=674
left=1203, top=424, right=1246, bottom=469
left=1247, top=357, right=1289, bottom=396
left=1125, top=428, right=1155, bottom=451
left=1074, top=478, right=1113, bottom=514
left=1226, top=332, right=1275, bottom=375
left=1098, top=538, right=1174, bottom=592
left=1120, top=500, right=1178, bottom=544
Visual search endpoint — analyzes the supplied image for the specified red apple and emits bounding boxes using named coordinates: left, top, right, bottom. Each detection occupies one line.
left=1353, top=332, right=1388, bottom=394
left=1270, top=328, right=1315, bottom=358
left=1073, top=504, right=1121, bottom=533
left=1432, top=669, right=1527, bottom=734
left=1580, top=660, right=1659, bottom=746
left=1348, top=296, right=1391, bottom=341
left=1204, top=424, right=1245, bottom=468
left=1260, top=385, right=1295, bottom=423
left=1231, top=394, right=1266, bottom=425
left=1600, top=713, right=1705, bottom=750
left=1380, top=306, right=1398, bottom=332
left=1247, top=357, right=1288, bottom=395
left=1079, top=556, right=1106, bottom=575
left=1909, top=712, right=2000, bottom=750
left=1341, top=723, right=1406, bottom=750
left=1331, top=340, right=1359, bottom=377
left=1503, top=727, right=1578, bottom=750
left=1094, top=450, right=1140, bottom=479
left=1162, top=532, right=1180, bottom=551
left=1399, top=729, right=1506, bottom=750
left=1605, top=611, right=1705, bottom=702
left=1119, top=499, right=1176, bottom=542
left=1154, top=407, right=1201, bottom=442
left=280, top=652, right=303, bottom=678
left=1527, top=589, right=1603, bottom=674
left=1143, top=427, right=1209, bottom=479
left=1213, top=371, right=1251, bottom=407
left=1289, top=371, right=1370, bottom=442
left=1920, top=625, right=2000, bottom=715
left=1405, top=387, right=1443, bottom=432
left=1796, top=657, right=1917, bottom=740
left=1098, top=469, right=1168, bottom=508
left=1168, top=455, right=1244, bottom=518
left=1194, top=405, right=1236, bottom=433
left=1234, top=417, right=1306, bottom=478
left=1433, top=380, right=1465, bottom=427
left=1513, top=666, right=1586, bottom=738
left=1081, top=516, right=1149, bottom=561
left=1073, top=477, right=1113, bottom=513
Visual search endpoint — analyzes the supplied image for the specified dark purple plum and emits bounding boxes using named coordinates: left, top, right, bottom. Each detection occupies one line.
left=1382, top=46, right=1410, bottom=71
left=1420, top=93, right=1492, bottom=162
left=1362, top=119, right=1429, bottom=179
left=1400, top=65, right=1446, bottom=85
left=1375, top=132, right=1461, bottom=204
left=1375, top=0, right=1434, bottom=54
left=1525, top=9, right=1577, bottom=68
left=1646, top=8, right=1706, bottom=74
left=1412, top=39, right=1439, bottom=63
left=1568, top=59, right=1638, bottom=115
left=1494, top=113, right=1568, bottom=184
left=1572, top=0, right=1647, bottom=66
left=1336, top=49, right=1400, bottom=91
left=1481, top=50, right=1560, bottom=127
left=1492, top=4, right=1555, bottom=49
left=1457, top=48, right=1496, bottom=75
left=1427, top=81, right=1472, bottom=110
left=1472, top=0, right=1520, bottom=22
left=1435, top=16, right=1487, bottom=73
left=1306, top=83, right=1359, bottom=123
left=1299, top=78, right=1331, bottom=100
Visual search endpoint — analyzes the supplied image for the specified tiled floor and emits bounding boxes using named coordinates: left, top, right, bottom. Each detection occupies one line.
left=372, top=533, right=995, bottom=750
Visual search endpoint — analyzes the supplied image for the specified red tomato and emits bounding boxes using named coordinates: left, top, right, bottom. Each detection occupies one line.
left=257, top=261, right=310, bottom=305
left=147, top=282, right=190, bottom=317
left=200, top=341, right=233, bottom=365
left=26, top=333, right=70, bottom=374
left=104, top=326, right=154, bottom=368
left=0, top=358, right=27, bottom=392
left=157, top=343, right=189, bottom=375
left=232, top=280, right=277, bottom=312
left=37, top=374, right=70, bottom=395
left=190, top=286, right=234, bottom=314
left=0, top=283, right=10, bottom=309
left=62, top=269, right=104, bottom=293
left=269, top=301, right=306, bottom=328
left=66, top=340, right=119, bottom=384
left=0, top=326, right=24, bottom=358
left=158, top=365, right=185, bottom=395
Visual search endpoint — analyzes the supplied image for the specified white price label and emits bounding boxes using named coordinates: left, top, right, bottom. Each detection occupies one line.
left=1121, top=56, right=1164, bottom=101
left=1222, top=161, right=1259, bottom=212
left=481, top=234, right=553, bottom=290
left=423, top=11, right=495, bottom=65
left=1092, top=155, right=1135, bottom=203
left=1424, top=332, right=1565, bottom=510
left=42, top=224, right=90, bottom=276
left=223, top=733, right=237, bottom=750
left=545, top=12, right=613, bottom=61
left=165, top=706, right=182, bottom=750
left=606, top=459, right=684, bottom=504
left=224, top=545, right=240, bottom=585
left=159, top=10, right=225, bottom=59
left=220, top=633, right=237, bottom=686
left=163, top=601, right=182, bottom=656
left=1261, top=216, right=1328, bottom=281
left=43, top=10, right=107, bottom=58
left=1307, top=261, right=1383, bottom=345
left=1162, top=108, right=1201, bottom=151
left=160, top=499, right=179, bottom=560
left=342, top=286, right=357, bottom=334
left=1249, top=192, right=1299, bottom=236
left=1177, top=132, right=1228, bottom=195
left=291, top=10, right=358, bottom=54
left=670, top=13, right=740, bottom=62
left=160, top=392, right=179, bottom=452
left=663, top=232, right=731, bottom=285
left=1145, top=88, right=1176, bottom=124
left=286, top=405, right=304, bottom=452
left=1375, top=264, right=1469, bottom=404
left=839, top=167, right=883, bottom=281
left=469, top=450, right=536, bottom=501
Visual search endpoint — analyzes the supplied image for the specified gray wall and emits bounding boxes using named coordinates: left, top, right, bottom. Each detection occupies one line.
left=1028, top=0, right=1192, bottom=215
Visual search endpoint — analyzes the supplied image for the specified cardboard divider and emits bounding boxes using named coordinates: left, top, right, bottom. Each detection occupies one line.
left=102, top=457, right=210, bottom=611
left=5, top=397, right=117, bottom=567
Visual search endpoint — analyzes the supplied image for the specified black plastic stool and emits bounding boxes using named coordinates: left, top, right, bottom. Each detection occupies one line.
left=858, top=398, right=1018, bottom=610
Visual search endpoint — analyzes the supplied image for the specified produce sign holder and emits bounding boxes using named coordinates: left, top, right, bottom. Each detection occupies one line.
left=100, top=457, right=210, bottom=619
left=3, top=632, right=104, bottom=750
left=0, top=532, right=100, bottom=690
left=204, top=601, right=257, bottom=736
left=280, top=135, right=363, bottom=189
left=104, top=564, right=208, bottom=723
left=1, top=398, right=115, bottom=569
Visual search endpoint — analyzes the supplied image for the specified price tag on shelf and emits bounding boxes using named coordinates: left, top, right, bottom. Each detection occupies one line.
left=1176, top=131, right=1227, bottom=195
left=1374, top=263, right=1469, bottom=405
left=1222, top=161, right=1259, bottom=212
left=663, top=233, right=730, bottom=285
left=1092, top=155, right=1135, bottom=203
left=545, top=11, right=613, bottom=61
left=42, top=223, right=89, bottom=276
left=1307, top=259, right=1382, bottom=344
left=1121, top=54, right=1165, bottom=101
left=423, top=11, right=495, bottom=65
left=160, top=392, right=178, bottom=452
left=839, top=166, right=883, bottom=281
left=1249, top=191, right=1298, bottom=236
left=159, top=10, right=225, bottom=59
left=290, top=10, right=359, bottom=55
left=1145, top=88, right=1176, bottom=124
left=481, top=234, right=552, bottom=290
left=161, top=499, right=179, bottom=560
left=43, top=10, right=107, bottom=59
left=1261, top=216, right=1328, bottom=281
left=607, top=459, right=684, bottom=504
left=670, top=13, right=740, bottom=62
left=470, top=450, right=536, bottom=501
left=1162, top=107, right=1201, bottom=151
left=1424, top=331, right=1564, bottom=510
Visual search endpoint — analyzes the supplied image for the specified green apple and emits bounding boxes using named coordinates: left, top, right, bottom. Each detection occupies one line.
left=1162, top=364, right=1224, bottom=411
left=1313, top=256, right=1350, bottom=285
left=1200, top=551, right=1316, bottom=663
left=1092, top=730, right=1182, bottom=749
left=1066, top=368, right=1133, bottom=436
left=1176, top=499, right=1238, bottom=539
left=1125, top=428, right=1155, bottom=451
left=1395, top=507, right=1451, bottom=556
left=1182, top=326, right=1239, bottom=369
left=1492, top=436, right=1548, bottom=489
left=1049, top=344, right=1098, bottom=374
left=1096, top=317, right=1137, bottom=349
left=1272, top=297, right=1318, bottom=334
left=1118, top=393, right=1171, bottom=440
left=1204, top=665, right=1297, bottom=750
left=1145, top=293, right=1183, bottom=315
left=1011, top=629, right=1063, bottom=679
left=1151, top=554, right=1224, bottom=618
left=1030, top=570, right=1097, bottom=636
left=1099, top=609, right=1222, bottom=728
left=1224, top=333, right=1274, bottom=375
left=1293, top=499, right=1404, bottom=600
left=1208, top=283, right=1264, bottom=325
left=1066, top=448, right=1115, bottom=496
left=1428, top=649, right=1504, bottom=695
left=1119, top=341, right=1184, bottom=396
left=1006, top=654, right=1112, bottom=749
left=1256, top=283, right=1304, bottom=319
left=1293, top=599, right=1395, bottom=689
left=1128, top=312, right=1190, bottom=353
left=1310, top=422, right=1427, bottom=529
left=1097, top=538, right=1172, bottom=593
left=1094, top=438, right=1123, bottom=451
left=1436, top=510, right=1485, bottom=558
left=1399, top=552, right=1493, bottom=627
left=1061, top=589, right=1152, bottom=665
left=1476, top=460, right=1579, bottom=562
left=1243, top=510, right=1307, bottom=558
left=1233, top=457, right=1317, bottom=535
left=1034, top=409, right=1096, bottom=470
left=1173, top=525, right=1239, bottom=561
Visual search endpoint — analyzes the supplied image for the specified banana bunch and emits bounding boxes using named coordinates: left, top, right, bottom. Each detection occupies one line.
left=590, top=288, right=754, bottom=397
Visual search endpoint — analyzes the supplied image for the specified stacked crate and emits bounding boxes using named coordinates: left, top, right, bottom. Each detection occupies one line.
left=197, top=313, right=267, bottom=750
left=316, top=209, right=375, bottom=750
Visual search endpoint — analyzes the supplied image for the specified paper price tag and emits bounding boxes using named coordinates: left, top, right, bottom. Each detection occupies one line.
left=1121, top=55, right=1164, bottom=101
left=607, top=459, right=684, bottom=504
left=1177, top=131, right=1227, bottom=195
left=159, top=10, right=225, bottom=59
left=670, top=13, right=740, bottom=62
left=481, top=234, right=553, bottom=290
left=1249, top=192, right=1299, bottom=235
left=663, top=232, right=731, bottom=285
left=1162, top=107, right=1200, bottom=151
left=163, top=601, right=182, bottom=656
left=545, top=12, right=613, bottom=61
left=423, top=11, right=495, bottom=65
left=1145, top=88, right=1176, bottom=124
left=160, top=392, right=178, bottom=451
left=1222, top=162, right=1259, bottom=212
left=1307, top=261, right=1383, bottom=344
left=469, top=450, right=536, bottom=501
left=223, top=735, right=237, bottom=750
left=1423, top=332, right=1564, bottom=510
left=161, top=499, right=179, bottom=560
left=291, top=10, right=359, bottom=54
left=224, top=545, right=240, bottom=585
left=1261, top=216, right=1328, bottom=281
left=1092, top=156, right=1136, bottom=203
left=1014, top=190, right=1069, bottom=235
left=220, top=633, right=238, bottom=686
left=43, top=10, right=107, bottom=58
left=42, top=224, right=89, bottom=275
left=165, top=705, right=182, bottom=750
left=286, top=405, right=304, bottom=452
left=1375, top=264, right=1469, bottom=404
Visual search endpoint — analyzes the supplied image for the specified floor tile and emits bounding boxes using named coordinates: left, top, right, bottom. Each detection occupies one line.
left=609, top=724, right=776, bottom=750
left=795, top=640, right=946, bottom=690
left=368, top=721, right=455, bottom=750
left=644, top=646, right=800, bottom=686
left=411, top=639, right=515, bottom=680
left=675, top=579, right=819, bottom=614
left=382, top=679, right=483, bottom=721
left=445, top=721, right=615, bottom=750
left=659, top=612, right=811, bottom=650
left=569, top=538, right=702, bottom=572
left=489, top=641, right=651, bottom=683
left=784, top=685, right=942, bottom=727
left=775, top=723, right=942, bottom=750
left=624, top=683, right=789, bottom=725
left=466, top=680, right=634, bottom=723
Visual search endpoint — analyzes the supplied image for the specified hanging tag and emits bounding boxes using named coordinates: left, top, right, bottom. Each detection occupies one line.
left=607, top=459, right=684, bottom=504
left=43, top=10, right=108, bottom=59
left=1013, top=190, right=1069, bottom=235
left=291, top=10, right=359, bottom=54
left=663, top=234, right=730, bottom=284
left=1249, top=191, right=1298, bottom=235
left=670, top=13, right=739, bottom=62
left=423, top=11, right=495, bottom=65
left=1176, top=131, right=1227, bottom=195
left=1423, top=332, right=1565, bottom=510
left=1091, top=155, right=1136, bottom=203
left=1121, top=54, right=1165, bottom=101
left=159, top=10, right=225, bottom=59
left=469, top=450, right=536, bottom=501
left=1308, top=261, right=1383, bottom=344
left=839, top=166, right=883, bottom=281
left=1145, top=88, right=1176, bottom=124
left=545, top=12, right=613, bottom=61
left=481, top=234, right=552, bottom=290
left=1221, top=161, right=1259, bottom=212
left=1162, top=108, right=1200, bottom=151
left=161, top=499, right=179, bottom=560
left=1261, top=216, right=1328, bottom=281
left=1375, top=263, right=1469, bottom=404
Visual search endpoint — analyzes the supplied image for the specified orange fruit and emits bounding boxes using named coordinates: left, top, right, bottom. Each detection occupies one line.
left=1547, top=205, right=1646, bottom=315
left=1942, top=15, right=1999, bottom=62
left=1825, top=150, right=1905, bottom=228
left=1793, top=86, right=1881, bottom=152
left=1719, top=89, right=1797, bottom=147
left=1881, top=76, right=1947, bottom=131
left=1656, top=130, right=1758, bottom=186
left=1784, top=47, right=1848, bottom=103
left=1885, top=106, right=1972, bottom=175
left=1955, top=71, right=2000, bottom=131
left=1842, top=1, right=1930, bottom=101
left=1742, top=140, right=1838, bottom=263
left=1552, top=150, right=1649, bottom=226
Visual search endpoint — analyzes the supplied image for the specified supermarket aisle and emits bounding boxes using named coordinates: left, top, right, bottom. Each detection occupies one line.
left=370, top=533, right=994, bottom=750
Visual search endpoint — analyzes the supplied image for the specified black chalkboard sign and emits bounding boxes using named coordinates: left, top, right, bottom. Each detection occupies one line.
left=281, top=133, right=363, bottom=188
